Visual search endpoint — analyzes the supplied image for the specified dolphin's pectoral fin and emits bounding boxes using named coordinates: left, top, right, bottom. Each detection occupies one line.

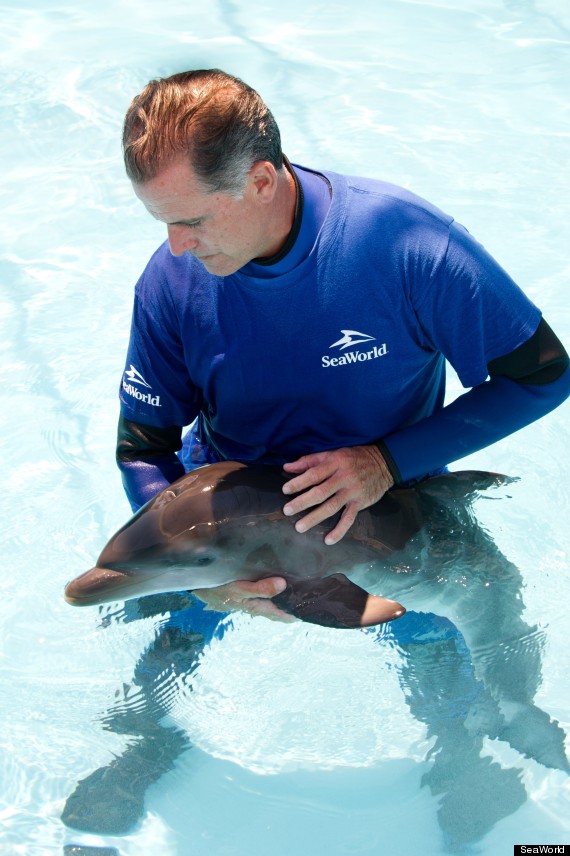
left=271, top=573, right=406, bottom=629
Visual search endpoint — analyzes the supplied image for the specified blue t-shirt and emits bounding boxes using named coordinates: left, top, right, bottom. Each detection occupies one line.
left=119, top=165, right=540, bottom=465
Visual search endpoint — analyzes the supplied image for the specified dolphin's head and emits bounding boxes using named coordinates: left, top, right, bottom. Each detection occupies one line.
left=63, top=520, right=222, bottom=606
left=64, top=462, right=295, bottom=606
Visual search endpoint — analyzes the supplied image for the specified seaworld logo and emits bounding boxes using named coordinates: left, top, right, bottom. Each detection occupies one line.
left=122, top=365, right=161, bottom=407
left=322, top=329, right=388, bottom=368
left=124, top=364, right=152, bottom=388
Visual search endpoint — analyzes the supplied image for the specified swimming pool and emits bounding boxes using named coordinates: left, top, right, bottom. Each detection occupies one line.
left=1, top=0, right=569, bottom=853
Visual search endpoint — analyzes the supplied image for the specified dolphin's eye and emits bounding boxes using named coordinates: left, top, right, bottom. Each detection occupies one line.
left=192, top=555, right=214, bottom=567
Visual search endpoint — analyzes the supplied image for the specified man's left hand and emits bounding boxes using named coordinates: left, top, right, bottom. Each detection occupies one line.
left=281, top=445, right=394, bottom=545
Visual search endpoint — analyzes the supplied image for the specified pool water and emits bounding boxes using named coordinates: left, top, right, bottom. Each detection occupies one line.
left=1, top=0, right=570, bottom=854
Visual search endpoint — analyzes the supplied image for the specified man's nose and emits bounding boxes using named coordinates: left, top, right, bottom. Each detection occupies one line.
left=167, top=224, right=198, bottom=257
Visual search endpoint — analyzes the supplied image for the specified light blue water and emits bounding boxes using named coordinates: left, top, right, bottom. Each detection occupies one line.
left=1, top=1, right=570, bottom=854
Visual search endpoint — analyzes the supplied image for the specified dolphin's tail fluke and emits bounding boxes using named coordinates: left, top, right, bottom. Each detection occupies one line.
left=494, top=701, right=570, bottom=774
left=271, top=573, right=405, bottom=629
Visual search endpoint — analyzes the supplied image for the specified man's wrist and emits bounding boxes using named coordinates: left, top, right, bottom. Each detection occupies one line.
left=374, top=439, right=402, bottom=485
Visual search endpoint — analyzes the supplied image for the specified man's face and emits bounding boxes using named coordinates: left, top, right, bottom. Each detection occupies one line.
left=133, top=157, right=271, bottom=277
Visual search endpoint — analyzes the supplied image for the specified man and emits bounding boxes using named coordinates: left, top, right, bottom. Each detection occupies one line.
left=117, top=68, right=570, bottom=620
left=61, top=72, right=569, bottom=836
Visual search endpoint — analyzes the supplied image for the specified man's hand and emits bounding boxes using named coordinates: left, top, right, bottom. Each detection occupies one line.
left=192, top=577, right=295, bottom=623
left=282, top=445, right=394, bottom=545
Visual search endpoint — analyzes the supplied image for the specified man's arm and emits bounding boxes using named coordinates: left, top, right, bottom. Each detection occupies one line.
left=282, top=318, right=570, bottom=543
left=116, top=416, right=185, bottom=511
left=378, top=317, right=569, bottom=484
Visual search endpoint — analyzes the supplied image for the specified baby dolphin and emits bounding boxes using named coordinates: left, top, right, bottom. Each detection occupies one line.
left=64, top=462, right=507, bottom=629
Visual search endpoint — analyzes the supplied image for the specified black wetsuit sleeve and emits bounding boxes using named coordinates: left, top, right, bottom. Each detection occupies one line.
left=116, top=416, right=185, bottom=511
left=117, top=416, right=184, bottom=460
left=379, top=318, right=570, bottom=484
left=487, top=317, right=568, bottom=384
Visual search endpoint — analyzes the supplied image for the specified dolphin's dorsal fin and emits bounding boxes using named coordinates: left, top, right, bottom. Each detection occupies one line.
left=418, top=470, right=517, bottom=500
left=271, top=573, right=405, bottom=629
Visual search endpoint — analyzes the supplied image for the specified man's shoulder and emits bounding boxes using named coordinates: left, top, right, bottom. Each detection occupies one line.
left=322, top=167, right=454, bottom=229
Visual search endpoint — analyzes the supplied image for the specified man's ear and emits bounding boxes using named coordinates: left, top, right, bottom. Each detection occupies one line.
left=248, top=161, right=279, bottom=203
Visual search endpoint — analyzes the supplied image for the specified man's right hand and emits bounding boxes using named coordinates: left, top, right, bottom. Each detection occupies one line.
left=192, top=576, right=295, bottom=623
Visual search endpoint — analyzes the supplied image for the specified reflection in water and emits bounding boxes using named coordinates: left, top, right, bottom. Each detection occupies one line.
left=62, top=483, right=569, bottom=852
left=387, top=482, right=569, bottom=850
left=393, top=615, right=528, bottom=851
left=62, top=596, right=222, bottom=837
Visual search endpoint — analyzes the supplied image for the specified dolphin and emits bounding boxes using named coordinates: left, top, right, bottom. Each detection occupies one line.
left=62, top=461, right=570, bottom=845
left=64, top=461, right=508, bottom=629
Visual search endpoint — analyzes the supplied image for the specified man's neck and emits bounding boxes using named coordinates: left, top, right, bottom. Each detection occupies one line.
left=255, top=159, right=298, bottom=260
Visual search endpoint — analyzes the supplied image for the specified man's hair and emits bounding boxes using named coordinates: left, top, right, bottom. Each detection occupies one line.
left=122, top=69, right=284, bottom=196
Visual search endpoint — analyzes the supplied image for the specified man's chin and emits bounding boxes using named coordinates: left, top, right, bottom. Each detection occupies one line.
left=198, top=254, right=239, bottom=276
